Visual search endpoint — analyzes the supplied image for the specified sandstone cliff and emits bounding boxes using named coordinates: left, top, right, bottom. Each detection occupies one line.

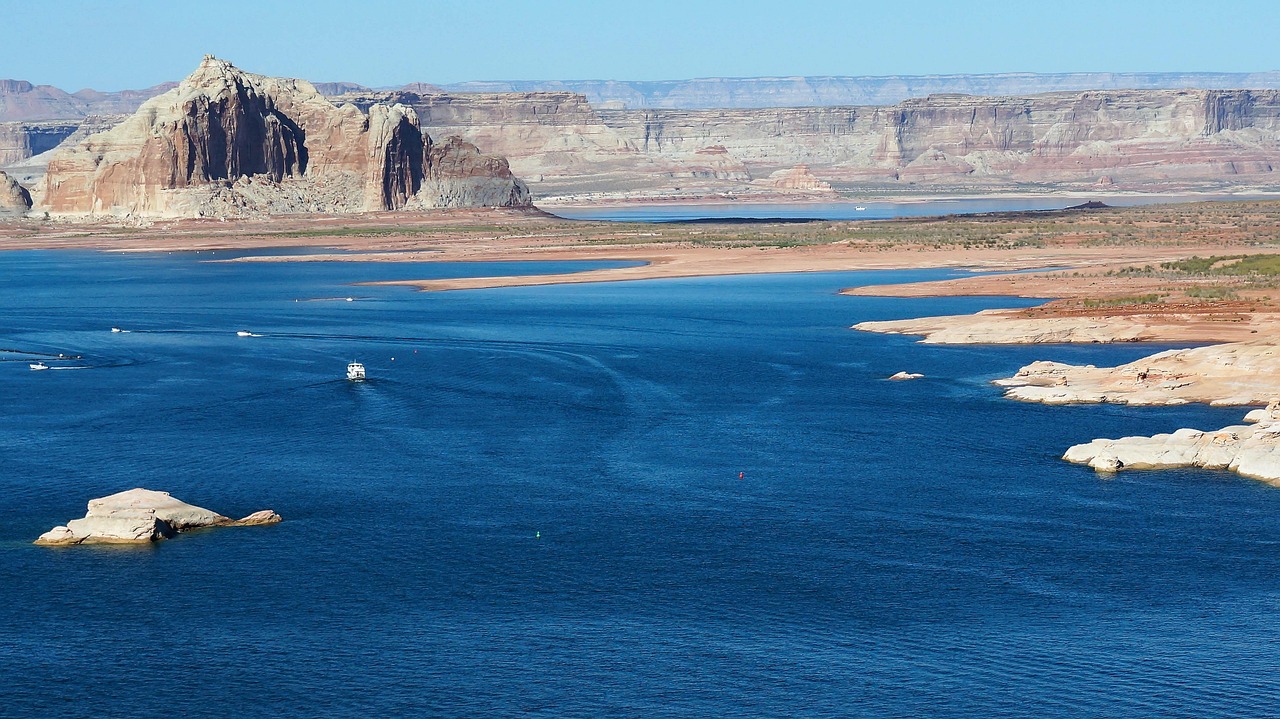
left=0, top=170, right=31, bottom=214
left=0, top=120, right=81, bottom=166
left=333, top=87, right=1280, bottom=199
left=39, top=57, right=531, bottom=217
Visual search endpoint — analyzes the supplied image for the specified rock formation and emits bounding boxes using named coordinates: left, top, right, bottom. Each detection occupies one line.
left=39, top=56, right=531, bottom=217
left=0, top=170, right=31, bottom=214
left=992, top=340, right=1280, bottom=406
left=21, top=64, right=1280, bottom=202
left=855, top=312, right=1183, bottom=345
left=1062, top=405, right=1280, bottom=485
left=414, top=135, right=531, bottom=208
left=35, top=488, right=281, bottom=546
left=757, top=164, right=833, bottom=192
left=345, top=87, right=1280, bottom=199
left=0, top=120, right=82, bottom=165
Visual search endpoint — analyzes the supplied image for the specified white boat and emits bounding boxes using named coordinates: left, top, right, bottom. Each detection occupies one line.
left=30, top=362, right=49, bottom=371
left=236, top=330, right=253, bottom=337
left=111, top=327, right=122, bottom=333
left=854, top=206, right=867, bottom=211
left=346, top=362, right=366, bottom=381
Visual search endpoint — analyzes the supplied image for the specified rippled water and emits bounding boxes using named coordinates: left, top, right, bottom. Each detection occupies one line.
left=3, top=250, right=1279, bottom=718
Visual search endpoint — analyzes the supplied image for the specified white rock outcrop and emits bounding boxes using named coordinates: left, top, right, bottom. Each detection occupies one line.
left=35, top=488, right=281, bottom=546
left=994, top=340, right=1280, bottom=406
left=1063, top=405, right=1280, bottom=485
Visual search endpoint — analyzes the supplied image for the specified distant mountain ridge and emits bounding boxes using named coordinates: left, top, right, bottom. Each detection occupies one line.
left=6, top=71, right=1280, bottom=121
left=439, top=72, right=1280, bottom=109
left=0, top=79, right=176, bottom=121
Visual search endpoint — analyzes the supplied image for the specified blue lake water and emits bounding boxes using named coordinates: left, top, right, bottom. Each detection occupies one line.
left=549, top=195, right=1258, bottom=223
left=3, top=250, right=1279, bottom=718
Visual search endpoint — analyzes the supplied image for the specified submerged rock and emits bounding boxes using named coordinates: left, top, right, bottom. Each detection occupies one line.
left=35, top=488, right=281, bottom=546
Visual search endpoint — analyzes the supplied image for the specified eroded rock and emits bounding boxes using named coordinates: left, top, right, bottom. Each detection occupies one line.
left=34, top=488, right=280, bottom=546
left=994, top=341, right=1280, bottom=406
left=39, top=56, right=531, bottom=218
left=0, top=170, right=31, bottom=214
left=1063, top=412, right=1280, bottom=485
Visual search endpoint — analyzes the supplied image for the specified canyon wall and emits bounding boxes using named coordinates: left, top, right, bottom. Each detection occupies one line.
left=39, top=57, right=530, bottom=217
left=609, top=89, right=1280, bottom=185
left=330, top=88, right=1280, bottom=198
left=0, top=120, right=82, bottom=166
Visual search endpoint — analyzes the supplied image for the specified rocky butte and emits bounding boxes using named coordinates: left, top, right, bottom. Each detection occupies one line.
left=38, top=56, right=531, bottom=218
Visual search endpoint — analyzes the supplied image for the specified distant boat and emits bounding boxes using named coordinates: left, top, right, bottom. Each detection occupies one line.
left=111, top=327, right=122, bottom=333
left=236, top=330, right=253, bottom=337
left=854, top=206, right=867, bottom=211
left=346, top=362, right=366, bottom=381
left=30, top=362, right=49, bottom=371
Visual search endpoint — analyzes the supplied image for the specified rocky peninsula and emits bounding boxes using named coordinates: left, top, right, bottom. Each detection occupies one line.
left=992, top=341, right=1280, bottom=407
left=35, top=488, right=281, bottom=546
left=1063, top=402, right=1280, bottom=484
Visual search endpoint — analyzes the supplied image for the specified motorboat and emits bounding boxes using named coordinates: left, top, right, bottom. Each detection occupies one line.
left=111, top=327, right=122, bottom=333
left=236, top=330, right=253, bottom=337
left=854, top=206, right=867, bottom=211
left=346, top=362, right=366, bottom=381
left=30, top=362, right=49, bottom=371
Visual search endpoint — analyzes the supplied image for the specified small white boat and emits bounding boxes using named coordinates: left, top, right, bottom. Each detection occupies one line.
left=30, top=362, right=49, bottom=371
left=111, top=327, right=122, bottom=333
left=236, top=330, right=253, bottom=337
left=854, top=206, right=867, bottom=211
left=346, top=362, right=366, bottom=381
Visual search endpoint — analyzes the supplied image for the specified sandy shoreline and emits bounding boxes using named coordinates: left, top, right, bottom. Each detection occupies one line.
left=4, top=199, right=1280, bottom=345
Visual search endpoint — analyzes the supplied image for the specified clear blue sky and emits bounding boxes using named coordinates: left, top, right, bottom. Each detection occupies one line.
left=4, top=0, right=1278, bottom=90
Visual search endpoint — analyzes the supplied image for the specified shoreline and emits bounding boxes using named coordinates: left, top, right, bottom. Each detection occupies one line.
left=3, top=197, right=1279, bottom=346
left=537, top=188, right=1280, bottom=210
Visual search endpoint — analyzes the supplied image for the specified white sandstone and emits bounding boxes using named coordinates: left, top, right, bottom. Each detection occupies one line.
left=35, top=488, right=280, bottom=546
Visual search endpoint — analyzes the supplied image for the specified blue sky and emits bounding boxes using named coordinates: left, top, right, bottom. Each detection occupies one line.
left=4, top=0, right=1278, bottom=89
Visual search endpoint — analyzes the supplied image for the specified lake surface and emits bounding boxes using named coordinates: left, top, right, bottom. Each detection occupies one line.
left=549, top=195, right=1260, bottom=222
left=3, top=251, right=1279, bottom=718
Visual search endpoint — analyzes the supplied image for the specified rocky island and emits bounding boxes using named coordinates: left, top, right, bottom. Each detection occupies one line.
left=35, top=488, right=281, bottom=546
